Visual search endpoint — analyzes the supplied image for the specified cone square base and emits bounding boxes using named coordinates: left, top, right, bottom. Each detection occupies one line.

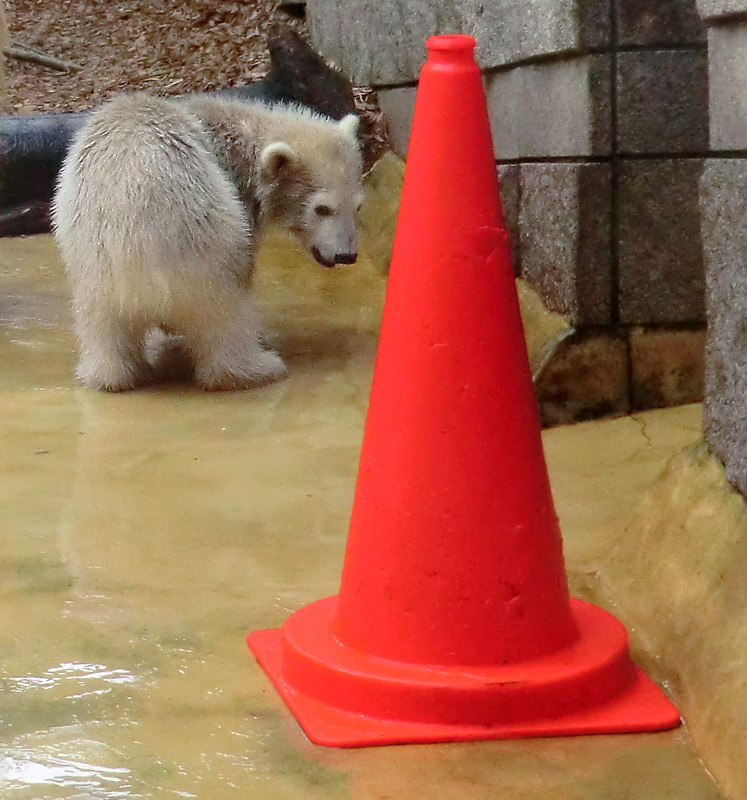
left=247, top=597, right=680, bottom=748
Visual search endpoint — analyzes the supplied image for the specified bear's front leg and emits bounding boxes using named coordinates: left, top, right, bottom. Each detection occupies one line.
left=188, top=294, right=287, bottom=391
left=73, top=311, right=151, bottom=392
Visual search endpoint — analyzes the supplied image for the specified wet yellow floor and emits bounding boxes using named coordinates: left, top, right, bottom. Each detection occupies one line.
left=0, top=234, right=725, bottom=799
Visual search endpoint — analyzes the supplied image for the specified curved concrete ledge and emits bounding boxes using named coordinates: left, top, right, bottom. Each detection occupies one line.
left=603, top=442, right=747, bottom=799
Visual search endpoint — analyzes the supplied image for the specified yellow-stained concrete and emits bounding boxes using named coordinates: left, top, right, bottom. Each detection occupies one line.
left=515, top=278, right=574, bottom=381
left=606, top=443, right=747, bottom=800
left=0, top=233, right=734, bottom=799
left=356, top=151, right=405, bottom=274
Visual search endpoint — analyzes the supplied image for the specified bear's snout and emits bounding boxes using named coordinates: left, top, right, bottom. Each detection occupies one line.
left=311, top=247, right=358, bottom=268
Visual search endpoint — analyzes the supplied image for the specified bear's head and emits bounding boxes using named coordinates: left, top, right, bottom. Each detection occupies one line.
left=260, top=113, right=364, bottom=268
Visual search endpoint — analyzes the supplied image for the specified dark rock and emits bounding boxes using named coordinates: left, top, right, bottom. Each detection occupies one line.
left=0, top=202, right=52, bottom=237
left=261, top=26, right=356, bottom=121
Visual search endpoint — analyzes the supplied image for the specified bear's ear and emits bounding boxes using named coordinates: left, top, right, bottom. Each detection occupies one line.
left=260, top=142, right=296, bottom=181
left=339, top=114, right=359, bottom=139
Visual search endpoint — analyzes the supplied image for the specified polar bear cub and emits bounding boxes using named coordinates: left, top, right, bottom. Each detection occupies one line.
left=52, top=94, right=363, bottom=391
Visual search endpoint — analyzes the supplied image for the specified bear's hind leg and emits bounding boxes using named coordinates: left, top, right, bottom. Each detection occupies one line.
left=187, top=295, right=287, bottom=391
left=74, top=311, right=151, bottom=392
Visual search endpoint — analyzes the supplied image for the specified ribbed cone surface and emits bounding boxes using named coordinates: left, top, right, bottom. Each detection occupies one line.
left=334, top=35, right=577, bottom=666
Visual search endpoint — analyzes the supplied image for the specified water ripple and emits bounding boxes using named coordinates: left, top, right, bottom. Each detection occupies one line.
left=0, top=738, right=135, bottom=799
left=6, top=662, right=139, bottom=696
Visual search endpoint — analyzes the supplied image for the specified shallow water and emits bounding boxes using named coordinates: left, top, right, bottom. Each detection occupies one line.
left=0, top=234, right=724, bottom=799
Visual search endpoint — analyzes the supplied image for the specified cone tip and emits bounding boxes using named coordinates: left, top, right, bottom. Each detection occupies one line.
left=425, top=34, right=476, bottom=66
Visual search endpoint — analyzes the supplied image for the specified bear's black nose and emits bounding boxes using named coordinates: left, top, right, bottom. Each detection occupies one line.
left=335, top=252, right=358, bottom=265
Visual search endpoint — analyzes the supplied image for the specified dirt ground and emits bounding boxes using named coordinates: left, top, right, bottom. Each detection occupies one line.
left=2, top=0, right=387, bottom=164
left=2, top=0, right=364, bottom=116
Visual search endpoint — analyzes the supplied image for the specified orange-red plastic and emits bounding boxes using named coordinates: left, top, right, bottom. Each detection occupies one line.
left=247, top=34, right=680, bottom=747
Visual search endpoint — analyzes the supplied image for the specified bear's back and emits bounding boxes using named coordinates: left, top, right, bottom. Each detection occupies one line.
left=53, top=93, right=251, bottom=298
left=55, top=94, right=247, bottom=257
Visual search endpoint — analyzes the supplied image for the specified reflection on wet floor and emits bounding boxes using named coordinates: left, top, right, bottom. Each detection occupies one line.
left=0, top=233, right=725, bottom=798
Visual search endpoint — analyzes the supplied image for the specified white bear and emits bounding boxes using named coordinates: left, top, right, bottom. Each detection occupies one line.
left=52, top=94, right=363, bottom=391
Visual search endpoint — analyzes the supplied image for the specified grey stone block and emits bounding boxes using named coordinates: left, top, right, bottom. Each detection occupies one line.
left=376, top=85, right=417, bottom=158
left=486, top=55, right=611, bottom=159
left=707, top=23, right=747, bottom=150
left=472, top=0, right=610, bottom=70
left=696, top=0, right=747, bottom=20
left=306, top=0, right=610, bottom=86
left=306, top=0, right=462, bottom=86
left=616, top=0, right=705, bottom=45
left=616, top=50, right=709, bottom=154
left=380, top=55, right=612, bottom=162
left=699, top=159, right=747, bottom=498
left=519, top=163, right=612, bottom=325
left=618, top=160, right=705, bottom=325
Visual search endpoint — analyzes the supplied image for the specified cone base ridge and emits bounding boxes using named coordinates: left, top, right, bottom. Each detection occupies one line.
left=248, top=597, right=680, bottom=748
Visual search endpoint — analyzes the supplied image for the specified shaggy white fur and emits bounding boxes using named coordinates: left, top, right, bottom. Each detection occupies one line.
left=52, top=94, right=363, bottom=391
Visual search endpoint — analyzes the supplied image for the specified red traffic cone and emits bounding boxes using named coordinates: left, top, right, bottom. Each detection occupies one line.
left=248, top=34, right=680, bottom=747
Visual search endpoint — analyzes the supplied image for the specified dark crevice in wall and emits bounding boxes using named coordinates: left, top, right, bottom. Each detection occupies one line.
left=610, top=0, right=621, bottom=333
left=708, top=12, right=747, bottom=26
left=371, top=80, right=418, bottom=91
left=614, top=42, right=708, bottom=53
left=496, top=152, right=747, bottom=167
left=480, top=42, right=707, bottom=78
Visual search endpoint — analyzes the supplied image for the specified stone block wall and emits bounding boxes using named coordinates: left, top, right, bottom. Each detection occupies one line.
left=306, top=0, right=710, bottom=424
left=486, top=0, right=709, bottom=423
left=305, top=2, right=745, bottom=491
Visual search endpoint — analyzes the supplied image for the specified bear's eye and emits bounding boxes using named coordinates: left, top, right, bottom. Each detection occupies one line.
left=314, top=204, right=334, bottom=217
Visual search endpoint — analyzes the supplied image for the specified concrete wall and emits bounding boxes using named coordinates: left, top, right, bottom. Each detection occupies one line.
left=697, top=1, right=747, bottom=498
left=306, top=0, right=710, bottom=423
left=305, top=0, right=745, bottom=494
